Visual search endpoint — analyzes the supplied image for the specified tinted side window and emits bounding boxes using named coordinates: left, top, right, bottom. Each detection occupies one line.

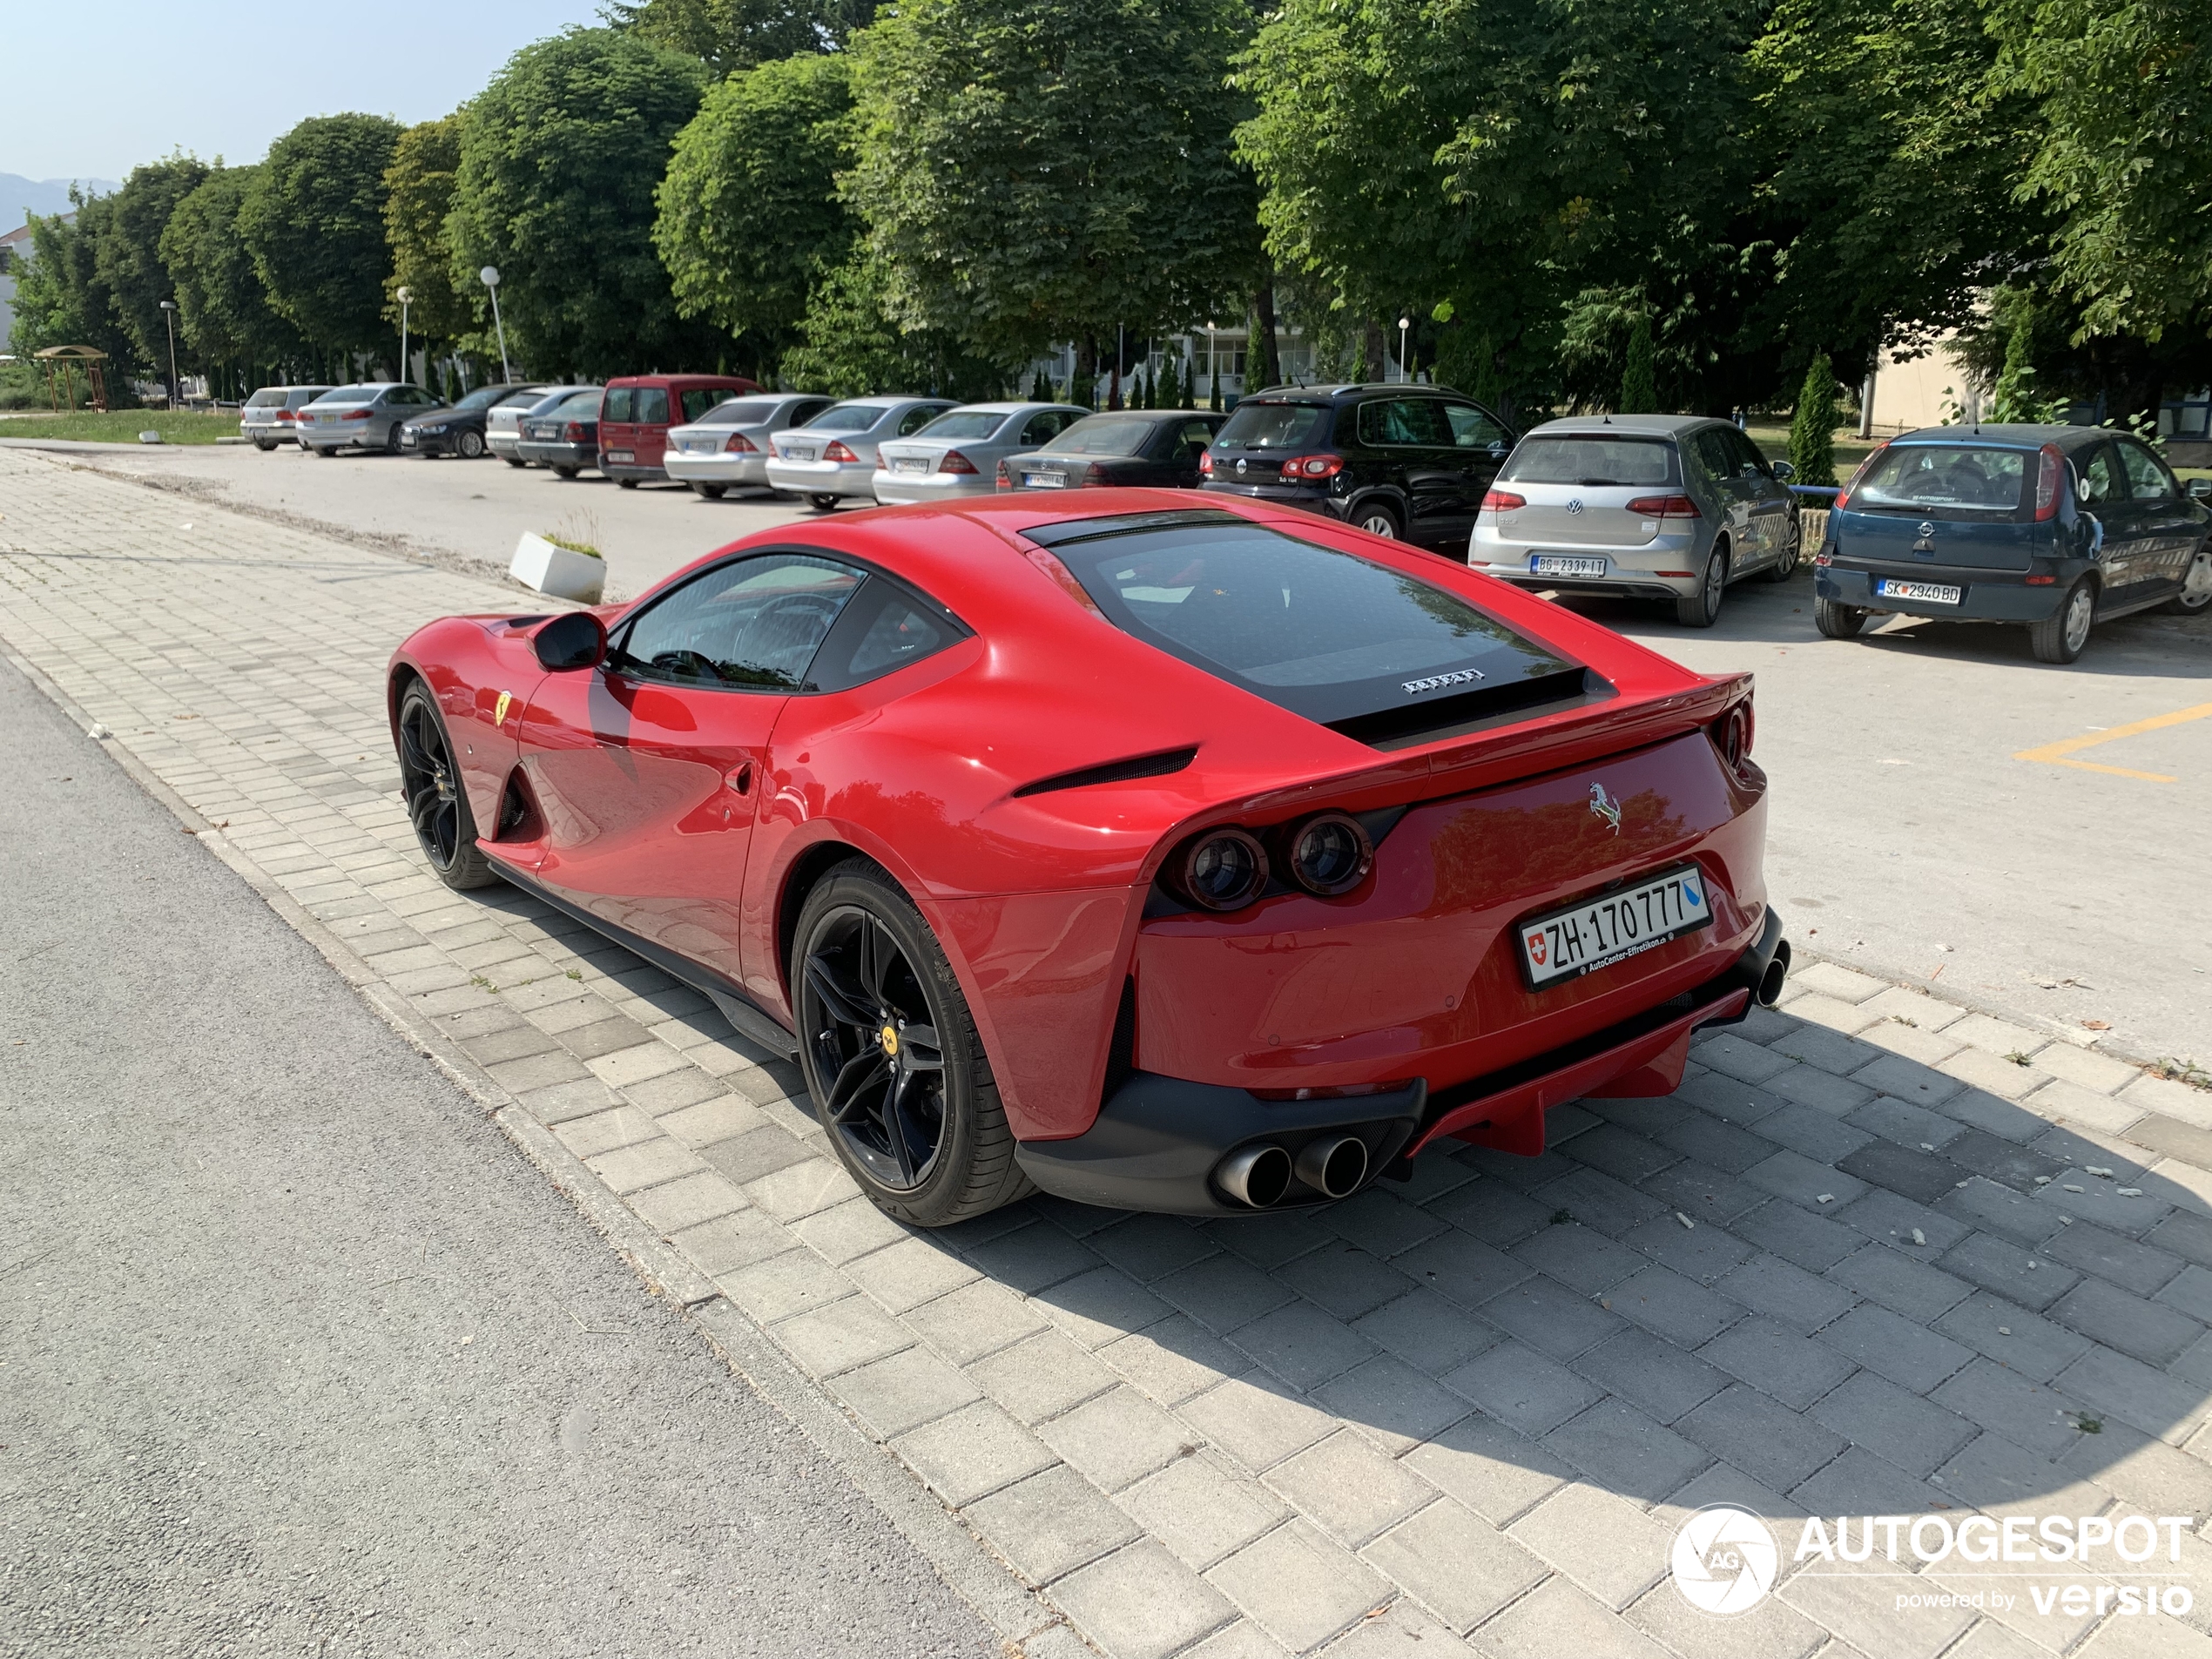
left=1728, top=428, right=1772, bottom=478
left=1357, top=398, right=1450, bottom=447
left=1691, top=428, right=1738, bottom=484
left=1176, top=420, right=1217, bottom=456
left=790, top=400, right=832, bottom=426
left=637, top=387, right=671, bottom=425
left=681, top=388, right=725, bottom=422
left=1021, top=411, right=1069, bottom=446
left=603, top=387, right=634, bottom=424
left=2115, top=441, right=2173, bottom=502
left=898, top=404, right=945, bottom=435
left=2078, top=445, right=2121, bottom=505
left=614, top=554, right=865, bottom=691
left=1444, top=403, right=1511, bottom=453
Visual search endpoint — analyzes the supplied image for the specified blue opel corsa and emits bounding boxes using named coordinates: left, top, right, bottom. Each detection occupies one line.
left=1814, top=423, right=2212, bottom=663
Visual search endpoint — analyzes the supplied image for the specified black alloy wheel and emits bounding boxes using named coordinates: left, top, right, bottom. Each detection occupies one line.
left=395, top=682, right=497, bottom=890
left=793, top=862, right=1030, bottom=1225
left=385, top=423, right=404, bottom=455
left=458, top=428, right=486, bottom=460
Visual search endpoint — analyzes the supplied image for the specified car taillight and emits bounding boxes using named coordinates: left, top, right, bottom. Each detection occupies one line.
left=723, top=432, right=757, bottom=453
left=939, top=449, right=979, bottom=475
left=564, top=422, right=585, bottom=442
left=2035, top=442, right=2063, bottom=521
left=275, top=408, right=294, bottom=421
left=1624, top=494, right=1699, bottom=518
left=1197, top=451, right=1213, bottom=474
left=824, top=441, right=858, bottom=462
left=1832, top=441, right=1888, bottom=511
left=344, top=408, right=372, bottom=421
left=1714, top=698, right=1757, bottom=779
left=1278, top=453, right=1344, bottom=479
left=1480, top=489, right=1527, bottom=513
left=997, top=461, right=1014, bottom=491
left=1083, top=463, right=1109, bottom=486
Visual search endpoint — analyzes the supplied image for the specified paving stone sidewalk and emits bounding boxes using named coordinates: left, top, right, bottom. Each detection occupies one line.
left=5, top=448, right=2210, bottom=1659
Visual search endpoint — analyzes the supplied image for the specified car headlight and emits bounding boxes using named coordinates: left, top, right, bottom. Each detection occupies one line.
left=1285, top=813, right=1373, bottom=896
left=1172, top=829, right=1269, bottom=912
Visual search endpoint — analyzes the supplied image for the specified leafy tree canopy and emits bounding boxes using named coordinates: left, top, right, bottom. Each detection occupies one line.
left=656, top=51, right=856, bottom=364
left=241, top=114, right=403, bottom=357
left=383, top=114, right=478, bottom=347
left=846, top=0, right=1262, bottom=363
left=159, top=165, right=310, bottom=371
left=97, top=155, right=210, bottom=373
left=6, top=193, right=142, bottom=385
left=779, top=247, right=1005, bottom=399
left=604, top=0, right=881, bottom=74
left=449, top=27, right=718, bottom=379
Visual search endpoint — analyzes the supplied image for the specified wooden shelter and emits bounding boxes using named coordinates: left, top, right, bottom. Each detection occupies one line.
left=35, top=345, right=110, bottom=412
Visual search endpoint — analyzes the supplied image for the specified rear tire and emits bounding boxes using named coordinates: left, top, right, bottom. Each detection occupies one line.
left=617, top=478, right=639, bottom=489
left=691, top=482, right=727, bottom=500
left=384, top=425, right=403, bottom=455
left=2162, top=547, right=2211, bottom=614
left=1352, top=500, right=1401, bottom=540
left=314, top=444, right=339, bottom=458
left=458, top=429, right=486, bottom=460
left=1813, top=597, right=1867, bottom=638
left=2030, top=579, right=2095, bottom=664
left=253, top=438, right=277, bottom=452
left=1675, top=543, right=1729, bottom=627
left=1759, top=520, right=1800, bottom=581
left=553, top=465, right=579, bottom=480
left=794, top=861, right=1032, bottom=1226
left=394, top=681, right=499, bottom=891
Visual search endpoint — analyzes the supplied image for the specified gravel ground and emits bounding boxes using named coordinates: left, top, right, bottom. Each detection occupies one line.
left=0, top=654, right=998, bottom=1659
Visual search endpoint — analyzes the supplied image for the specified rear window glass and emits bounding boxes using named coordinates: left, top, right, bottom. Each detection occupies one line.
left=1856, top=445, right=2028, bottom=513
left=917, top=411, right=1008, bottom=440
left=1030, top=514, right=1588, bottom=747
left=553, top=391, right=600, bottom=417
left=695, top=398, right=781, bottom=427
left=1045, top=417, right=1159, bottom=456
left=1215, top=401, right=1329, bottom=450
left=246, top=388, right=287, bottom=408
left=806, top=402, right=888, bottom=432
left=450, top=387, right=508, bottom=413
left=1501, top=435, right=1680, bottom=487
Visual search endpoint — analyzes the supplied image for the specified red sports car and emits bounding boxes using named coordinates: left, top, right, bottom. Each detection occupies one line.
left=388, top=493, right=1787, bottom=1225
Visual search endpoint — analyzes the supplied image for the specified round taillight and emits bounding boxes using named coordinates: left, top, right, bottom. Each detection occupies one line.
left=1175, top=829, right=1268, bottom=912
left=1286, top=813, right=1373, bottom=896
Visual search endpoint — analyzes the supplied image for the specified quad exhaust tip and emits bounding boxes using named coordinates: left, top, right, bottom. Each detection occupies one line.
left=1295, top=1135, right=1369, bottom=1201
left=1757, top=938, right=1792, bottom=1007
left=1217, top=1143, right=1292, bottom=1209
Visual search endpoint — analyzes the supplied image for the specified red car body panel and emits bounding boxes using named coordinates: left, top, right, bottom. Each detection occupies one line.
left=597, top=374, right=760, bottom=480
left=388, top=489, right=1773, bottom=1177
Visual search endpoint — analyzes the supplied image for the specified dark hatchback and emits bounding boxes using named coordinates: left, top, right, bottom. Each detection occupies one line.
left=514, top=389, right=604, bottom=479
left=996, top=409, right=1224, bottom=492
left=1197, top=383, right=1517, bottom=555
left=398, top=382, right=538, bottom=459
left=1816, top=424, right=2212, bottom=664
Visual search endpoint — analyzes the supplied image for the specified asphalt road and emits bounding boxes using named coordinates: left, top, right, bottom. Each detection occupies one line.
left=0, top=656, right=997, bottom=1658
left=4, top=428, right=2207, bottom=1062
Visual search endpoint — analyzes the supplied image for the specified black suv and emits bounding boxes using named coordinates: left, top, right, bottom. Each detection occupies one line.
left=1198, top=383, right=1517, bottom=556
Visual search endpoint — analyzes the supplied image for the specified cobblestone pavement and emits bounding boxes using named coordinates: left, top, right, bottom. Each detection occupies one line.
left=4, top=447, right=2210, bottom=1659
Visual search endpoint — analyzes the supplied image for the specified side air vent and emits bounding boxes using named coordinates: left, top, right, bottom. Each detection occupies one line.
left=1012, top=745, right=1197, bottom=799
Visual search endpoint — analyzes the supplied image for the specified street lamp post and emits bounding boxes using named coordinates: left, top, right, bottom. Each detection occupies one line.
left=395, top=286, right=412, bottom=386
left=1398, top=316, right=1410, bottom=384
left=158, top=299, right=179, bottom=409
left=479, top=266, right=510, bottom=383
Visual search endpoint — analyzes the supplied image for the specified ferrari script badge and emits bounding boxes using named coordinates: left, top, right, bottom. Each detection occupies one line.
left=494, top=691, right=513, bottom=726
left=1589, top=783, right=1623, bottom=834
left=880, top=1023, right=900, bottom=1057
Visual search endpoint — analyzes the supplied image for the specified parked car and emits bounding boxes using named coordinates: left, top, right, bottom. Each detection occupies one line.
left=595, top=374, right=759, bottom=489
left=872, top=402, right=1090, bottom=504
left=662, top=394, right=837, bottom=498
left=1469, top=415, right=1799, bottom=628
left=1814, top=423, right=2212, bottom=664
left=239, top=385, right=334, bottom=449
left=488, top=385, right=578, bottom=467
left=765, top=397, right=959, bottom=510
left=997, top=409, right=1226, bottom=493
left=397, top=383, right=536, bottom=459
left=297, top=384, right=444, bottom=456
left=513, top=389, right=604, bottom=478
left=1198, top=382, right=1518, bottom=556
left=389, top=487, right=1784, bottom=1224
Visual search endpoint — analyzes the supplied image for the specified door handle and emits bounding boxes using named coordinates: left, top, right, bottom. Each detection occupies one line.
left=725, top=763, right=753, bottom=796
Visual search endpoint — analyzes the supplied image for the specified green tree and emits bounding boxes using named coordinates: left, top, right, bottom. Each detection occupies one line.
left=160, top=165, right=309, bottom=375
left=6, top=193, right=146, bottom=398
left=655, top=51, right=856, bottom=371
left=605, top=0, right=880, bottom=74
left=450, top=28, right=717, bottom=379
left=383, top=115, right=478, bottom=358
left=779, top=247, right=1003, bottom=397
left=96, top=156, right=211, bottom=377
left=1787, top=352, right=1840, bottom=485
left=1618, top=314, right=1659, bottom=413
left=241, top=114, right=403, bottom=363
left=846, top=0, right=1262, bottom=370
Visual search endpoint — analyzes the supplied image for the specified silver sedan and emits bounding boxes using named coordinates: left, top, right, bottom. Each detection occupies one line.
left=872, top=402, right=1091, bottom=504
left=663, top=394, right=837, bottom=498
left=295, top=383, right=444, bottom=456
left=764, top=397, right=958, bottom=509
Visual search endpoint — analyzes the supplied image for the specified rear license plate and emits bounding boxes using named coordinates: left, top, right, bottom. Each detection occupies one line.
left=1022, top=472, right=1064, bottom=489
left=1529, top=555, right=1608, bottom=578
left=604, top=449, right=634, bottom=464
left=1517, top=865, right=1712, bottom=989
left=684, top=439, right=715, bottom=453
left=785, top=447, right=817, bottom=462
left=1877, top=578, right=1961, bottom=604
left=891, top=457, right=927, bottom=475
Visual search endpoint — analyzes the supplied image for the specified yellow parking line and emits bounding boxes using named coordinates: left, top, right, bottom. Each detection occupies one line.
left=2013, top=700, right=2212, bottom=784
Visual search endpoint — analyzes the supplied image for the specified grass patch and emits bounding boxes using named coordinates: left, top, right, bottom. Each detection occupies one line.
left=0, top=410, right=244, bottom=445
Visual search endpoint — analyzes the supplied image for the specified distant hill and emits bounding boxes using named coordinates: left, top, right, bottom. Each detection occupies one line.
left=0, top=173, right=122, bottom=230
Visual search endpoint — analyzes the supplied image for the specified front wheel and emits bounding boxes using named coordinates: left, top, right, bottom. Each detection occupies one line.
left=2162, top=547, right=2211, bottom=615
left=794, top=862, right=1031, bottom=1226
left=385, top=426, right=403, bottom=455
left=1813, top=596, right=1867, bottom=638
left=1675, top=543, right=1728, bottom=627
left=457, top=429, right=486, bottom=460
left=2030, top=579, right=2095, bottom=664
left=1760, top=521, right=1800, bottom=581
left=395, top=681, right=498, bottom=890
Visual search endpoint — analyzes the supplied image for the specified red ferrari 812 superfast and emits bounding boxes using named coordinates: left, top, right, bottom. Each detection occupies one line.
left=388, top=492, right=1787, bottom=1225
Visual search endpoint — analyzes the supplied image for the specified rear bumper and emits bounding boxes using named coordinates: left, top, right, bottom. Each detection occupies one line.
left=1469, top=526, right=1704, bottom=598
left=765, top=458, right=875, bottom=499
left=600, top=462, right=668, bottom=483
left=1015, top=911, right=1783, bottom=1215
left=873, top=469, right=995, bottom=504
left=1816, top=563, right=2072, bottom=623
left=664, top=452, right=771, bottom=485
left=516, top=441, right=596, bottom=468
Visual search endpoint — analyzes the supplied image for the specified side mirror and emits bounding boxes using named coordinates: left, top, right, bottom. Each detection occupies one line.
left=1771, top=459, right=1796, bottom=482
left=2188, top=477, right=2212, bottom=501
left=534, top=610, right=606, bottom=671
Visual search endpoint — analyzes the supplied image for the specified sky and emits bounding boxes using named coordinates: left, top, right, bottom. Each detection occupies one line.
left=2, top=2, right=607, bottom=182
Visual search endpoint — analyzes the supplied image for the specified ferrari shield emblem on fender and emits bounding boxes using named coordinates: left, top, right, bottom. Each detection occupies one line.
left=494, top=691, right=512, bottom=726
left=1588, top=783, right=1622, bottom=834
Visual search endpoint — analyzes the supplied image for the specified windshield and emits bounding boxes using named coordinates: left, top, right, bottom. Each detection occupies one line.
left=1045, top=417, right=1157, bottom=456
left=1213, top=401, right=1330, bottom=450
left=448, top=387, right=508, bottom=413
left=805, top=403, right=888, bottom=433
left=693, top=398, right=782, bottom=427
left=1854, top=444, right=2029, bottom=513
left=914, top=411, right=1011, bottom=441
left=1501, top=435, right=1680, bottom=487
left=1028, top=513, right=1587, bottom=746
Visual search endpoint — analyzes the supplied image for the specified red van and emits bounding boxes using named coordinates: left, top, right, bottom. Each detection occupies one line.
left=597, top=374, right=760, bottom=487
